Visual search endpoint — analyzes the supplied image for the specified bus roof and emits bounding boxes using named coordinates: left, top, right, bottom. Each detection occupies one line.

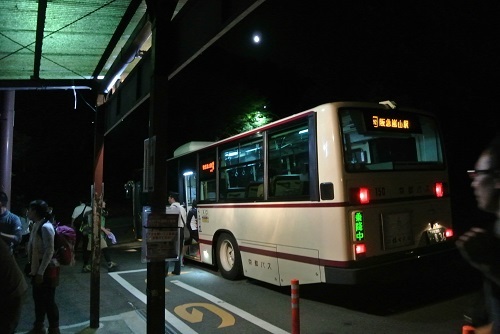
left=173, top=141, right=214, bottom=157
left=169, top=101, right=423, bottom=159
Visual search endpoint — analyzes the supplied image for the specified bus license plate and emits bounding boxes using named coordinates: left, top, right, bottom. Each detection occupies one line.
left=427, top=227, right=446, bottom=244
left=381, top=212, right=414, bottom=250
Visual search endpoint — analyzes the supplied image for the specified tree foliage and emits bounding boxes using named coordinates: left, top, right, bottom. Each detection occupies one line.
left=219, top=97, right=277, bottom=138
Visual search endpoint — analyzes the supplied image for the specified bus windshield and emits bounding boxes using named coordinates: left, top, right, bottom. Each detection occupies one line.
left=340, top=107, right=445, bottom=172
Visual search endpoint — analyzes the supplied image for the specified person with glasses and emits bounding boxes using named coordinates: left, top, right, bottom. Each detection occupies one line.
left=458, top=133, right=500, bottom=334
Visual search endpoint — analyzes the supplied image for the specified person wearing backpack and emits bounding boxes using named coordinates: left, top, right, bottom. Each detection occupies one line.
left=165, top=192, right=187, bottom=276
left=185, top=199, right=199, bottom=245
left=81, top=200, right=118, bottom=273
left=70, top=201, right=91, bottom=254
left=26, top=199, right=60, bottom=334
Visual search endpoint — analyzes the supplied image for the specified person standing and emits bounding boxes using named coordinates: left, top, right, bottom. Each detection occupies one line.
left=26, top=199, right=60, bottom=334
left=0, top=191, right=23, bottom=255
left=0, top=236, right=28, bottom=334
left=457, top=133, right=500, bottom=334
left=186, top=199, right=199, bottom=244
left=165, top=192, right=187, bottom=276
left=182, top=200, right=199, bottom=259
left=71, top=201, right=91, bottom=254
left=81, top=200, right=117, bottom=273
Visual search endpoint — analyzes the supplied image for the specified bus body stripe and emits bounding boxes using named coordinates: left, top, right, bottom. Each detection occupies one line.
left=197, top=194, right=446, bottom=209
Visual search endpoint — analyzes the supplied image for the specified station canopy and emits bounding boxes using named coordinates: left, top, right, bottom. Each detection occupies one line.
left=0, top=0, right=187, bottom=91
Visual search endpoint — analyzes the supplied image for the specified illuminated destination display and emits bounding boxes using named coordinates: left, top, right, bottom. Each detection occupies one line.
left=372, top=116, right=410, bottom=129
left=199, top=155, right=216, bottom=180
left=202, top=161, right=215, bottom=173
left=363, top=109, right=421, bottom=133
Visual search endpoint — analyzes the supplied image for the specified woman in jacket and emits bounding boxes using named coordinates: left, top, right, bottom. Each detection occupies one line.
left=26, top=199, right=60, bottom=334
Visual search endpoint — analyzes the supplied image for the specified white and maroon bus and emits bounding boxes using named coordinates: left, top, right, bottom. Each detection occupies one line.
left=166, top=101, right=454, bottom=285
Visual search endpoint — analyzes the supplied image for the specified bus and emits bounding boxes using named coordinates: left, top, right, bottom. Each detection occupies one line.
left=166, top=101, right=454, bottom=286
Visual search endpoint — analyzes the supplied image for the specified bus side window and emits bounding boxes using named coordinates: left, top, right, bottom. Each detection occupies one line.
left=273, top=175, right=301, bottom=197
left=351, top=148, right=367, bottom=164
left=200, top=180, right=216, bottom=202
left=219, top=181, right=227, bottom=200
left=226, top=187, right=246, bottom=199
left=302, top=181, right=309, bottom=196
left=246, top=182, right=262, bottom=198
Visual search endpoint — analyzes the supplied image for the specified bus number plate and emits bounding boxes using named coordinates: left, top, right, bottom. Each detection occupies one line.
left=381, top=212, right=414, bottom=250
left=426, top=227, right=446, bottom=244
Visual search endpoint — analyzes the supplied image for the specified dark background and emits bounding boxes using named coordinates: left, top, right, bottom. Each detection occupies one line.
left=11, top=2, right=500, bottom=232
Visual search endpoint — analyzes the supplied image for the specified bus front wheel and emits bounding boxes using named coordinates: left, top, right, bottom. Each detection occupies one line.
left=216, top=233, right=243, bottom=280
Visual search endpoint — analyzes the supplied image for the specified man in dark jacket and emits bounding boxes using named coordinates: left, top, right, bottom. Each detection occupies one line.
left=457, top=133, right=500, bottom=333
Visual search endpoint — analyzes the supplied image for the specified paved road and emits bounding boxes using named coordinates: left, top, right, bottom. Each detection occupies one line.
left=14, top=217, right=483, bottom=334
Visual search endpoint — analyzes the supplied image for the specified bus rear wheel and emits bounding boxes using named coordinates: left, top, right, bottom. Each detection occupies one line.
left=216, top=233, right=243, bottom=280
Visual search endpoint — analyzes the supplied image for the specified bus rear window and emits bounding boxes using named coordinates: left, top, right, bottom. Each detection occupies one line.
left=340, top=108, right=445, bottom=172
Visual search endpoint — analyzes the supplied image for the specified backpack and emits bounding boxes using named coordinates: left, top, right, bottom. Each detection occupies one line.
left=38, top=221, right=76, bottom=266
left=74, top=205, right=88, bottom=227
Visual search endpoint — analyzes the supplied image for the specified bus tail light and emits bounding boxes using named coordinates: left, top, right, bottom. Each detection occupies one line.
left=350, top=187, right=370, bottom=204
left=434, top=182, right=444, bottom=198
left=355, top=243, right=366, bottom=255
left=445, top=229, right=453, bottom=238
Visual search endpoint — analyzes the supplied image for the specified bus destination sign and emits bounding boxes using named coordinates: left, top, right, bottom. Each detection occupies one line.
left=363, top=110, right=421, bottom=133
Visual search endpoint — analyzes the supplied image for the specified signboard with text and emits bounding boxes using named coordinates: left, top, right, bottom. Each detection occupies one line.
left=141, top=211, right=180, bottom=262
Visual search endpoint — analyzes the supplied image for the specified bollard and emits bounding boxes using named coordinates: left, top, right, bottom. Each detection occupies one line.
left=291, top=279, right=300, bottom=334
left=461, top=325, right=475, bottom=334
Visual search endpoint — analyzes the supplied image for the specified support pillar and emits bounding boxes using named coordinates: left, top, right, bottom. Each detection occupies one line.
left=0, top=90, right=15, bottom=207
left=145, top=1, right=178, bottom=333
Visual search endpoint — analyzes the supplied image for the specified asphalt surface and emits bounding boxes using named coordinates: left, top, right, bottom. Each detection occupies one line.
left=13, top=216, right=483, bottom=334
left=15, top=217, right=149, bottom=334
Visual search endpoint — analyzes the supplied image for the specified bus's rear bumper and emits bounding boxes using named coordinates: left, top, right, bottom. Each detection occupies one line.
left=324, top=243, right=462, bottom=285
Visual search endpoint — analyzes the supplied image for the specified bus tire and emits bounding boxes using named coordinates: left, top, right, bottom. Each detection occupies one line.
left=216, top=233, right=243, bottom=280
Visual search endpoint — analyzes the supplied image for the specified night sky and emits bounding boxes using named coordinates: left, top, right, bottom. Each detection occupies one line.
left=10, top=2, right=500, bottom=231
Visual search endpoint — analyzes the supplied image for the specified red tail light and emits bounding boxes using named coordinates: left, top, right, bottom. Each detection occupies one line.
left=445, top=229, right=453, bottom=238
left=355, top=243, right=366, bottom=255
left=350, top=187, right=370, bottom=204
left=434, top=182, right=444, bottom=198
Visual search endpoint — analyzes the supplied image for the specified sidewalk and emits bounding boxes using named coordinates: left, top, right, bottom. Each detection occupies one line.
left=16, top=216, right=150, bottom=334
left=49, top=310, right=146, bottom=334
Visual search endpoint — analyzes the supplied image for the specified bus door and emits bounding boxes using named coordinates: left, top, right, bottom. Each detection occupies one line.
left=183, top=170, right=201, bottom=260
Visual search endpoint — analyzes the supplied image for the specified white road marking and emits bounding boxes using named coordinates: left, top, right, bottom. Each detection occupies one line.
left=109, top=269, right=289, bottom=334
left=109, top=270, right=197, bottom=334
left=172, top=280, right=289, bottom=334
